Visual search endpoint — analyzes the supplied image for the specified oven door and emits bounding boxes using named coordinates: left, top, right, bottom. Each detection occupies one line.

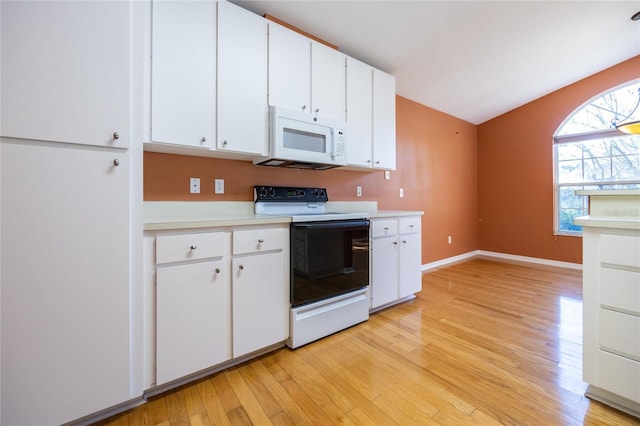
left=290, top=219, right=370, bottom=307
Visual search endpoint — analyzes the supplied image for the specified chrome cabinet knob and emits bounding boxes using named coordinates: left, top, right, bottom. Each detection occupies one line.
left=315, top=108, right=319, bottom=114
left=393, top=241, right=398, bottom=246
left=401, top=240, right=407, bottom=244
left=375, top=160, right=380, bottom=165
left=113, top=159, right=120, bottom=167
left=190, top=245, right=197, bottom=250
left=201, top=137, right=206, bottom=144
left=222, top=140, right=228, bottom=146
left=239, top=265, right=244, bottom=271
left=215, top=268, right=220, bottom=274
left=302, top=105, right=307, bottom=111
left=113, top=132, right=120, bottom=140
left=258, top=239, right=264, bottom=243
left=366, top=159, right=371, bottom=163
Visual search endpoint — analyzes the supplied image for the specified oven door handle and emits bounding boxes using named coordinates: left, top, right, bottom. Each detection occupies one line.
left=293, top=219, right=370, bottom=230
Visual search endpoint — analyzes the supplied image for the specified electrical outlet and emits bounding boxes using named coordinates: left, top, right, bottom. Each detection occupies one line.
left=356, top=186, right=362, bottom=197
left=190, top=177, right=200, bottom=194
left=448, top=235, right=452, bottom=244
left=384, top=170, right=390, bottom=180
left=399, top=188, right=404, bottom=198
left=215, top=179, right=224, bottom=194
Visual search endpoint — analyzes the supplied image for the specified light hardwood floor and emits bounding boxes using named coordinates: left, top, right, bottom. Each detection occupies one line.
left=98, top=259, right=640, bottom=425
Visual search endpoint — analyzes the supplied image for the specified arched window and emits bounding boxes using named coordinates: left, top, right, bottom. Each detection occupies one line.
left=553, top=80, right=640, bottom=235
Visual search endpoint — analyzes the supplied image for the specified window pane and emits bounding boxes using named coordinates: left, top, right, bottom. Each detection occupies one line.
left=557, top=143, right=584, bottom=161
left=613, top=154, right=640, bottom=181
left=557, top=159, right=583, bottom=183
left=584, top=157, right=611, bottom=181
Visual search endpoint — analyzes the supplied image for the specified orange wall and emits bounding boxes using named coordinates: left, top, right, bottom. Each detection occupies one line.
left=477, top=56, right=640, bottom=264
left=144, top=95, right=479, bottom=264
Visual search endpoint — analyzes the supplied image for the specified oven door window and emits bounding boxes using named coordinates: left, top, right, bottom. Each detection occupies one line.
left=291, top=220, right=370, bottom=307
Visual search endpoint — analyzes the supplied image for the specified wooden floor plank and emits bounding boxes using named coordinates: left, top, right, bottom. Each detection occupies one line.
left=97, top=259, right=640, bottom=426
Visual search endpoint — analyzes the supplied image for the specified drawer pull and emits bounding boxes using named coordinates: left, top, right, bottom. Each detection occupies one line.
left=384, top=227, right=389, bottom=231
left=113, top=131, right=120, bottom=140
left=409, top=224, right=414, bottom=228
left=393, top=241, right=398, bottom=246
left=239, top=265, right=244, bottom=271
left=401, top=240, right=407, bottom=244
left=258, top=239, right=264, bottom=243
left=190, top=245, right=197, bottom=250
left=215, top=268, right=220, bottom=274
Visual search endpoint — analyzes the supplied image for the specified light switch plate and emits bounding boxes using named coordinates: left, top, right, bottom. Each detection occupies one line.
left=215, top=179, right=224, bottom=194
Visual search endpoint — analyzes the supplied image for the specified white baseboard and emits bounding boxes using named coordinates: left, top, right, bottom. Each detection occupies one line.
left=422, top=250, right=582, bottom=271
left=422, top=251, right=478, bottom=271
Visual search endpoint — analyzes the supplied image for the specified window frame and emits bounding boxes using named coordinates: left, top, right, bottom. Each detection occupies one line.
left=552, top=79, right=640, bottom=236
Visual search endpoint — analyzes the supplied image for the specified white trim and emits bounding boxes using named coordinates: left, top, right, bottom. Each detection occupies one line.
left=422, top=251, right=479, bottom=271
left=422, top=250, right=582, bottom=271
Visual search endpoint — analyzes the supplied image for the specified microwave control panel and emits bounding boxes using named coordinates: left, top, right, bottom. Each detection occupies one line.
left=254, top=186, right=328, bottom=202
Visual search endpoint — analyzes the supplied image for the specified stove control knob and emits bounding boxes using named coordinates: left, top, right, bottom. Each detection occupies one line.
left=320, top=190, right=326, bottom=197
left=268, top=187, right=276, bottom=197
left=258, top=187, right=268, bottom=198
left=312, top=190, right=319, bottom=197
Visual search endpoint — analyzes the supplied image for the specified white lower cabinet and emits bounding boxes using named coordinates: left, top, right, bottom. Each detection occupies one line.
left=148, top=224, right=289, bottom=388
left=370, top=216, right=422, bottom=310
left=582, top=229, right=640, bottom=408
left=233, top=251, right=287, bottom=357
left=156, top=259, right=231, bottom=385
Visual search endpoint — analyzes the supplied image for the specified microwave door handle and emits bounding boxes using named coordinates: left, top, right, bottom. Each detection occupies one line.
left=330, top=128, right=337, bottom=158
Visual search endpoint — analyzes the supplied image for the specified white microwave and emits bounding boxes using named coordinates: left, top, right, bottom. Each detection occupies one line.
left=254, top=106, right=347, bottom=170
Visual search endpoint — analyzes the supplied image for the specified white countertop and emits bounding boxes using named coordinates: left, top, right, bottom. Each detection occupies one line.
left=144, top=201, right=424, bottom=231
left=573, top=189, right=640, bottom=230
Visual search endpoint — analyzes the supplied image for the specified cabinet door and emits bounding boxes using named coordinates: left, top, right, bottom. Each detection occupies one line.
left=268, top=23, right=311, bottom=112
left=311, top=42, right=346, bottom=122
left=346, top=57, right=373, bottom=167
left=156, top=260, right=231, bottom=385
left=151, top=0, right=215, bottom=148
left=398, top=232, right=422, bottom=298
left=371, top=236, right=399, bottom=308
left=217, top=1, right=268, bottom=155
left=372, top=69, right=396, bottom=170
left=0, top=1, right=129, bottom=148
left=233, top=252, right=288, bottom=357
left=1, top=142, right=131, bottom=425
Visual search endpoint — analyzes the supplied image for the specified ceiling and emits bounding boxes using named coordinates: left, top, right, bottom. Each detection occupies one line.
left=231, top=0, right=640, bottom=125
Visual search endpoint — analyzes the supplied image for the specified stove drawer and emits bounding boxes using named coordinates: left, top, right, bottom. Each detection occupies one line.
left=233, top=226, right=287, bottom=255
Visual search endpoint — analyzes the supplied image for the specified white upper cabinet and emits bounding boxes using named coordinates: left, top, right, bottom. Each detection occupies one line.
left=217, top=1, right=268, bottom=156
left=268, top=23, right=311, bottom=113
left=346, top=57, right=374, bottom=167
left=268, top=23, right=346, bottom=122
left=346, top=59, right=396, bottom=171
left=151, top=0, right=215, bottom=148
left=311, top=42, right=347, bottom=122
left=372, top=69, right=397, bottom=170
left=0, top=1, right=130, bottom=148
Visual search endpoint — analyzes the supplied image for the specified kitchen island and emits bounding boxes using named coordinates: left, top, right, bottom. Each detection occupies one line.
left=574, top=189, right=640, bottom=418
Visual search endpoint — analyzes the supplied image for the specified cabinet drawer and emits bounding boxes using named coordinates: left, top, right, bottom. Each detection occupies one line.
left=597, top=350, right=640, bottom=403
left=233, top=227, right=287, bottom=255
left=599, top=309, right=640, bottom=359
left=601, top=234, right=640, bottom=268
left=600, top=267, right=640, bottom=315
left=371, top=219, right=397, bottom=238
left=398, top=216, right=421, bottom=234
left=156, top=232, right=226, bottom=264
